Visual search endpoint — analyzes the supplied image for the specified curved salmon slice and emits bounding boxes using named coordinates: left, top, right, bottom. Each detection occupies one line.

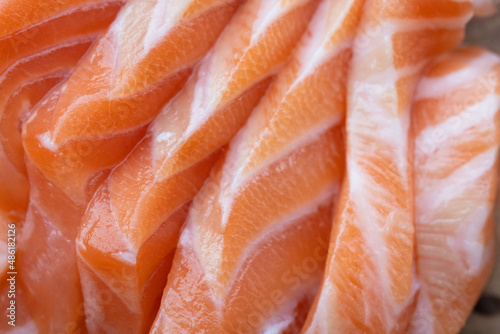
left=409, top=47, right=500, bottom=334
left=0, top=39, right=98, bottom=220
left=302, top=0, right=476, bottom=333
left=0, top=1, right=123, bottom=331
left=76, top=0, right=321, bottom=332
left=0, top=0, right=124, bottom=75
left=22, top=0, right=242, bottom=204
left=148, top=0, right=364, bottom=332
left=20, top=0, right=241, bottom=332
left=0, top=0, right=123, bottom=229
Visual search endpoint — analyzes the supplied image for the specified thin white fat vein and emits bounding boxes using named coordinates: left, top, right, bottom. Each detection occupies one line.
left=315, top=278, right=337, bottom=331
left=347, top=158, right=396, bottom=325
left=452, top=203, right=493, bottom=273
left=184, top=0, right=307, bottom=138
left=415, top=93, right=500, bottom=157
left=292, top=0, right=358, bottom=94
left=0, top=35, right=96, bottom=85
left=216, top=0, right=357, bottom=229
left=219, top=114, right=342, bottom=230
left=220, top=186, right=338, bottom=302
left=0, top=0, right=121, bottom=43
left=261, top=274, right=322, bottom=333
left=346, top=25, right=412, bottom=322
left=348, top=64, right=412, bottom=182
left=142, top=0, right=193, bottom=54
left=77, top=245, right=139, bottom=314
left=416, top=52, right=499, bottom=100
left=153, top=53, right=216, bottom=168
left=416, top=147, right=498, bottom=220
left=250, top=0, right=311, bottom=44
left=156, top=0, right=306, bottom=173
left=76, top=185, right=141, bottom=312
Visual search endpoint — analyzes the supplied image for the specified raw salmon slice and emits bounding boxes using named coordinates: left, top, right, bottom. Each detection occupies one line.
left=22, top=0, right=242, bottom=205
left=148, top=0, right=364, bottom=332
left=0, top=40, right=98, bottom=221
left=409, top=47, right=500, bottom=334
left=0, top=0, right=123, bottom=331
left=19, top=0, right=241, bottom=332
left=0, top=0, right=124, bottom=75
left=76, top=0, right=320, bottom=332
left=0, top=0, right=123, bottom=239
left=302, top=0, right=476, bottom=333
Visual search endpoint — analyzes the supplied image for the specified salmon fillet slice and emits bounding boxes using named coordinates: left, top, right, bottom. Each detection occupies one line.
left=302, top=0, right=476, bottom=333
left=19, top=0, right=242, bottom=332
left=148, top=0, right=365, bottom=332
left=0, top=40, right=99, bottom=220
left=0, top=0, right=125, bottom=75
left=0, top=0, right=123, bottom=241
left=76, top=0, right=321, bottom=332
left=0, top=1, right=124, bottom=331
left=409, top=47, right=500, bottom=334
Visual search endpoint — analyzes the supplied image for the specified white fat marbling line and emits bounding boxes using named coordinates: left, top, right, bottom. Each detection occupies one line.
left=314, top=279, right=340, bottom=331
left=415, top=94, right=500, bottom=156
left=250, top=0, right=311, bottom=44
left=215, top=0, right=361, bottom=229
left=218, top=113, right=342, bottom=230
left=154, top=0, right=313, bottom=172
left=348, top=78, right=411, bottom=176
left=77, top=246, right=139, bottom=313
left=142, top=0, right=194, bottom=54
left=261, top=277, right=320, bottom=333
left=416, top=147, right=498, bottom=219
left=409, top=285, right=436, bottom=334
left=346, top=157, right=396, bottom=309
left=183, top=0, right=311, bottom=141
left=292, top=0, right=359, bottom=93
left=451, top=203, right=493, bottom=273
left=346, top=64, right=414, bottom=310
left=416, top=52, right=499, bottom=100
left=200, top=185, right=337, bottom=307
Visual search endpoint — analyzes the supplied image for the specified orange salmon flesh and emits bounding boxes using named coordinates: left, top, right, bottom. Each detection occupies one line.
left=0, top=0, right=499, bottom=333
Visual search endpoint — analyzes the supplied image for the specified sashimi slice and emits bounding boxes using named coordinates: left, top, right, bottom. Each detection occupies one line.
left=0, top=0, right=123, bottom=247
left=302, top=0, right=476, bottom=333
left=149, top=0, right=364, bottom=332
left=0, top=1, right=123, bottom=213
left=0, top=0, right=124, bottom=75
left=20, top=0, right=241, bottom=332
left=409, top=47, right=500, bottom=334
left=0, top=39, right=97, bottom=220
left=76, top=0, right=321, bottom=332
left=22, top=0, right=242, bottom=204
left=0, top=1, right=124, bottom=331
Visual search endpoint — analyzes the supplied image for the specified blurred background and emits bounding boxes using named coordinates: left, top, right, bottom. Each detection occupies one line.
left=462, top=5, right=500, bottom=332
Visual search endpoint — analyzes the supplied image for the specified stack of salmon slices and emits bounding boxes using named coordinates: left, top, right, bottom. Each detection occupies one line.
left=1, top=0, right=499, bottom=333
